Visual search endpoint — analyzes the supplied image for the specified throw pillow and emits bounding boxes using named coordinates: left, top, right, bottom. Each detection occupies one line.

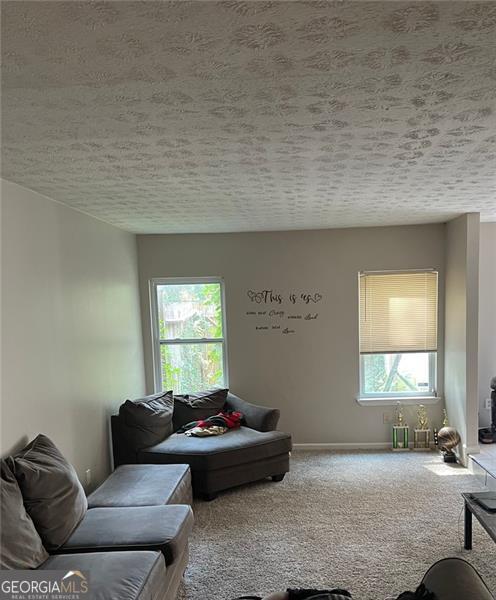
left=0, top=459, right=49, bottom=569
left=172, top=388, right=229, bottom=431
left=7, top=434, right=87, bottom=550
left=119, top=390, right=174, bottom=449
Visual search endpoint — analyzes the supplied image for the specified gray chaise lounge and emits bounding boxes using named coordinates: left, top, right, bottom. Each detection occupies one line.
left=111, top=393, right=292, bottom=500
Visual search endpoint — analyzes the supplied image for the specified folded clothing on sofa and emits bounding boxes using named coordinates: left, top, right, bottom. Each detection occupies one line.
left=177, top=410, right=243, bottom=436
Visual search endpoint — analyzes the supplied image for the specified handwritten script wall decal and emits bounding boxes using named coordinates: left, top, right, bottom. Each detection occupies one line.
left=245, top=289, right=323, bottom=335
left=247, top=290, right=322, bottom=305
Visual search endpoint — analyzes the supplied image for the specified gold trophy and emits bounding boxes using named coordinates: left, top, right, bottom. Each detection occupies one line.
left=417, top=404, right=428, bottom=430
left=395, top=401, right=406, bottom=427
left=413, top=404, right=431, bottom=451
left=392, top=402, right=409, bottom=451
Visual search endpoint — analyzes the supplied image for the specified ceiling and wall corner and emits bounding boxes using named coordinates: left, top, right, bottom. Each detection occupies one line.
left=0, top=180, right=146, bottom=486
left=1, top=1, right=495, bottom=234
left=0, top=2, right=492, bottom=457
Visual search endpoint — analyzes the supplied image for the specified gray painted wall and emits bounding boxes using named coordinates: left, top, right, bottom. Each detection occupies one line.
left=1, top=180, right=146, bottom=488
left=444, top=213, right=480, bottom=461
left=479, top=223, right=496, bottom=428
left=137, top=225, right=446, bottom=444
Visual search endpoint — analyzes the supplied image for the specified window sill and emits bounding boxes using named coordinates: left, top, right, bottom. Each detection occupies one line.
left=356, top=396, right=441, bottom=407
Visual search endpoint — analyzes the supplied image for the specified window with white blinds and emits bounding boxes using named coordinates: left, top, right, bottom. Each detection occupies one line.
left=359, top=271, right=438, bottom=355
left=358, top=270, right=438, bottom=399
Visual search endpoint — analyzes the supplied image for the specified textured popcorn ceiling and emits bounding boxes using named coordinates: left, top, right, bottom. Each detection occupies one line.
left=2, top=1, right=496, bottom=234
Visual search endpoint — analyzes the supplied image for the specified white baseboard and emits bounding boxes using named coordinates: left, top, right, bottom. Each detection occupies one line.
left=465, top=444, right=481, bottom=456
left=292, top=442, right=390, bottom=450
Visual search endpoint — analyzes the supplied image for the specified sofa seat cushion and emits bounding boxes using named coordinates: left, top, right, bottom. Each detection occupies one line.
left=58, top=505, right=193, bottom=566
left=88, top=464, right=192, bottom=508
left=139, top=427, right=292, bottom=471
left=40, top=551, right=166, bottom=600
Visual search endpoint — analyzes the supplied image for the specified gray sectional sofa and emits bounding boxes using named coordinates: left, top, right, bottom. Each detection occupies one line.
left=38, top=551, right=171, bottom=600
left=1, top=436, right=194, bottom=600
left=112, top=392, right=292, bottom=500
left=67, top=463, right=193, bottom=599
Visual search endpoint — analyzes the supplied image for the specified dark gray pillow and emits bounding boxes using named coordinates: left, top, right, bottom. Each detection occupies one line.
left=173, top=388, right=228, bottom=430
left=7, top=434, right=87, bottom=550
left=119, top=390, right=174, bottom=449
left=0, top=459, right=49, bottom=569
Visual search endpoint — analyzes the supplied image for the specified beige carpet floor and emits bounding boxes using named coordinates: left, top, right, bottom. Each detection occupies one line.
left=178, top=451, right=495, bottom=600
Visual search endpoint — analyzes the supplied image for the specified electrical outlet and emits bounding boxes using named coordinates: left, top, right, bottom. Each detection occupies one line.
left=383, top=412, right=392, bottom=424
left=85, top=469, right=91, bottom=487
left=485, top=399, right=492, bottom=410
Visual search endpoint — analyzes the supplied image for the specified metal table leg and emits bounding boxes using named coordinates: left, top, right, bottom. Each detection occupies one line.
left=464, top=500, right=473, bottom=550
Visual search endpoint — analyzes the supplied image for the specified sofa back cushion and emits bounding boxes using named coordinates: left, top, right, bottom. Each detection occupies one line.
left=119, top=390, right=174, bottom=449
left=0, top=459, right=49, bottom=569
left=7, top=434, right=87, bottom=550
left=173, top=388, right=229, bottom=431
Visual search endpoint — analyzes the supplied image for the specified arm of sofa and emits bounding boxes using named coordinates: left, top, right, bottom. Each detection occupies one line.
left=225, top=394, right=280, bottom=432
left=111, top=415, right=140, bottom=467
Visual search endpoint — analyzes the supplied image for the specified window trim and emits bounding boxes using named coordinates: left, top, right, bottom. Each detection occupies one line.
left=149, top=277, right=229, bottom=393
left=358, top=351, right=437, bottom=400
left=356, top=395, right=441, bottom=407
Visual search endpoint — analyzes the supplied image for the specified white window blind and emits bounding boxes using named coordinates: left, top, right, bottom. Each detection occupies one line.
left=359, top=271, right=438, bottom=355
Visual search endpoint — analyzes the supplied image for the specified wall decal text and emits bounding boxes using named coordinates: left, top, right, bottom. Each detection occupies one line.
left=245, top=289, right=323, bottom=335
